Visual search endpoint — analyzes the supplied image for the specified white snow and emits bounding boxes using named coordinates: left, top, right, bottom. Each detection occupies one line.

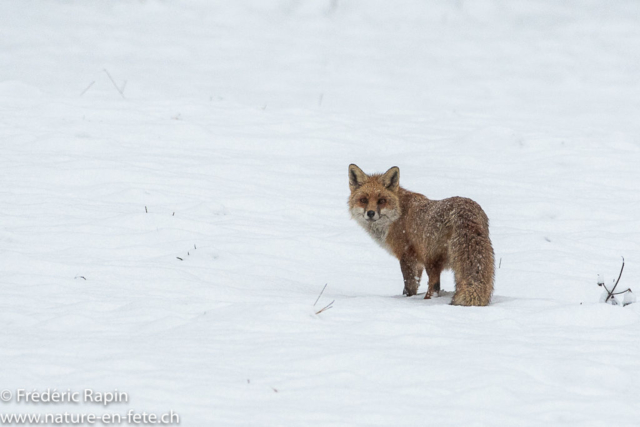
left=1, top=1, right=640, bottom=426
left=623, top=291, right=636, bottom=307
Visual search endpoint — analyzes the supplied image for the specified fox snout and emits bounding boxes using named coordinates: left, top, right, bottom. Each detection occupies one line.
left=350, top=206, right=381, bottom=222
left=363, top=209, right=380, bottom=222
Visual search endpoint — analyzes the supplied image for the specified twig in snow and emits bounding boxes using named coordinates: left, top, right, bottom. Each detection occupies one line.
left=104, top=69, right=126, bottom=98
left=605, top=257, right=625, bottom=303
left=612, top=288, right=632, bottom=296
left=74, top=276, right=87, bottom=280
left=598, top=257, right=634, bottom=306
left=177, top=257, right=183, bottom=261
left=313, top=283, right=328, bottom=307
left=315, top=300, right=334, bottom=315
left=145, top=206, right=148, bottom=213
left=80, top=81, right=95, bottom=96
left=499, top=257, right=502, bottom=269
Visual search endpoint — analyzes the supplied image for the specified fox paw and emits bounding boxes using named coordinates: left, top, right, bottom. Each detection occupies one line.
left=403, top=288, right=417, bottom=297
left=424, top=290, right=440, bottom=299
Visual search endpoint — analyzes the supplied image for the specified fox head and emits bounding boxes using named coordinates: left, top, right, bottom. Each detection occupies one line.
left=348, top=164, right=401, bottom=226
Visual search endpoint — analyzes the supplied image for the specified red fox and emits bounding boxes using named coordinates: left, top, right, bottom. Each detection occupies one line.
left=348, top=164, right=494, bottom=306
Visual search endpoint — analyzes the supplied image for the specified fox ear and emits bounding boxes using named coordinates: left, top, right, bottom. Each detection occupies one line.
left=349, top=164, right=367, bottom=190
left=381, top=166, right=400, bottom=191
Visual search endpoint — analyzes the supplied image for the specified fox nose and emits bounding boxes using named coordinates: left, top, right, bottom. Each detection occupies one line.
left=367, top=210, right=376, bottom=219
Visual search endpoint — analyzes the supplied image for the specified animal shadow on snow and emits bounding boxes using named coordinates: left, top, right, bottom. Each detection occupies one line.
left=393, top=292, right=514, bottom=306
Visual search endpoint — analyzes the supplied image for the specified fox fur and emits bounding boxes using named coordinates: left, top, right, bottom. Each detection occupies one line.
left=348, top=164, right=494, bottom=306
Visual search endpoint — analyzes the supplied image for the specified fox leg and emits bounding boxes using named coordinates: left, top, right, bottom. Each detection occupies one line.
left=400, top=253, right=423, bottom=297
left=424, top=259, right=444, bottom=299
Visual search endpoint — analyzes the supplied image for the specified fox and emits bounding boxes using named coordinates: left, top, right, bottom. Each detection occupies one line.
left=348, top=164, right=494, bottom=306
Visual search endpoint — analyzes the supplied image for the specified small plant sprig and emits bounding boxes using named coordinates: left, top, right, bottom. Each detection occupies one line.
left=598, top=257, right=635, bottom=306
left=314, top=283, right=334, bottom=315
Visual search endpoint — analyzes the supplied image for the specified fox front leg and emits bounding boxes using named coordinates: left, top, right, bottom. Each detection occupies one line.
left=400, top=255, right=423, bottom=297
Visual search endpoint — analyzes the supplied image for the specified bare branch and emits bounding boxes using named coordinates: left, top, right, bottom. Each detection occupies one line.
left=104, top=69, right=126, bottom=98
left=605, top=257, right=625, bottom=303
left=315, top=300, right=334, bottom=315
left=80, top=81, right=95, bottom=96
left=314, top=283, right=328, bottom=307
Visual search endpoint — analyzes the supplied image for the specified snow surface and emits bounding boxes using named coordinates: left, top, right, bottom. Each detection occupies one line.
left=1, top=1, right=640, bottom=425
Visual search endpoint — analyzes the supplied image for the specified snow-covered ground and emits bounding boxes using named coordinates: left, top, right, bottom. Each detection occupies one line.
left=1, top=1, right=640, bottom=425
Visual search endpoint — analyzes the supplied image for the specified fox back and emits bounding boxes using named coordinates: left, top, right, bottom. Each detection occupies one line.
left=348, top=164, right=494, bottom=306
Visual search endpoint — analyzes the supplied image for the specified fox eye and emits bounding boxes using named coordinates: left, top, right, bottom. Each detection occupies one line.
left=359, top=197, right=368, bottom=204
left=378, top=198, right=387, bottom=205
